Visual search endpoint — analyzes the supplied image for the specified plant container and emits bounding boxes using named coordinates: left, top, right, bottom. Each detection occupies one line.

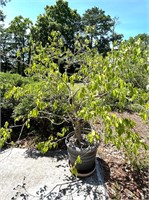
left=65, top=131, right=99, bottom=177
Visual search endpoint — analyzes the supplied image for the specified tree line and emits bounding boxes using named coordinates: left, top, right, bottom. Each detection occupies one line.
left=0, top=0, right=124, bottom=75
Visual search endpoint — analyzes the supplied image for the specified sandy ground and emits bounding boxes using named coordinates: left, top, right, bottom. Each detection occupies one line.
left=0, top=148, right=107, bottom=200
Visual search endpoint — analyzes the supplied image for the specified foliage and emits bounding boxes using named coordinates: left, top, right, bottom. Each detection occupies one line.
left=113, top=38, right=149, bottom=90
left=0, top=121, right=12, bottom=148
left=31, top=1, right=122, bottom=54
left=32, top=0, right=81, bottom=49
left=0, top=10, right=5, bottom=22
left=0, top=71, right=70, bottom=145
left=128, top=33, right=149, bottom=51
left=0, top=0, right=148, bottom=168
left=71, top=155, right=82, bottom=176
left=82, top=7, right=123, bottom=54
left=0, top=26, right=12, bottom=71
left=0, top=72, right=35, bottom=140
left=0, top=0, right=124, bottom=76
left=101, top=38, right=149, bottom=111
left=0, top=72, right=33, bottom=110
left=0, top=0, right=10, bottom=22
left=1, top=31, right=148, bottom=168
left=37, top=127, right=68, bottom=154
left=0, top=16, right=33, bottom=75
left=0, top=0, right=10, bottom=24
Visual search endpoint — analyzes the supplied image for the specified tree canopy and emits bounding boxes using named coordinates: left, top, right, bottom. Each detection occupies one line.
left=1, top=0, right=148, bottom=75
left=82, top=7, right=123, bottom=54
left=32, top=0, right=81, bottom=49
left=0, top=0, right=11, bottom=22
left=1, top=16, right=33, bottom=75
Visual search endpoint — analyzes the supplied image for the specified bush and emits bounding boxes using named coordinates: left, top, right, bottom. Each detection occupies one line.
left=99, top=39, right=149, bottom=111
left=0, top=72, right=33, bottom=109
left=0, top=72, right=33, bottom=128
left=0, top=72, right=70, bottom=145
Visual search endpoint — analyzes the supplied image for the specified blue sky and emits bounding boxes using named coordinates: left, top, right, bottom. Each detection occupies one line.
left=2, top=0, right=149, bottom=39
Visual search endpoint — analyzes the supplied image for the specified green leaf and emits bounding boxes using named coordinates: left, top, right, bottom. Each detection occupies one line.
left=53, top=101, right=58, bottom=110
left=52, top=142, right=57, bottom=149
left=17, top=51, right=21, bottom=58
left=4, top=121, right=9, bottom=129
left=76, top=155, right=82, bottom=164
left=30, top=109, right=39, bottom=118
left=71, top=166, right=78, bottom=176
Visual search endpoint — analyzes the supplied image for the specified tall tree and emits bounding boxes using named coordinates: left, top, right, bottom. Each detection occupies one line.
left=1, top=16, right=33, bottom=75
left=0, top=0, right=11, bottom=71
left=0, top=0, right=11, bottom=21
left=0, top=10, right=5, bottom=21
left=0, top=27, right=12, bottom=72
left=128, top=33, right=149, bottom=51
left=82, top=7, right=123, bottom=54
left=32, top=0, right=81, bottom=50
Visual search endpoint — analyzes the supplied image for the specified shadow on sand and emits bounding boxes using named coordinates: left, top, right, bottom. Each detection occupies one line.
left=12, top=150, right=110, bottom=200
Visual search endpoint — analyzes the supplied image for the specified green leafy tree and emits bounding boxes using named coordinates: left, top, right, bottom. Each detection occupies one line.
left=118, top=36, right=149, bottom=90
left=0, top=0, right=11, bottom=71
left=32, top=0, right=81, bottom=50
left=82, top=7, right=123, bottom=54
left=0, top=27, right=12, bottom=72
left=1, top=16, right=33, bottom=75
left=0, top=9, right=5, bottom=21
left=0, top=0, right=10, bottom=23
left=128, top=33, right=149, bottom=53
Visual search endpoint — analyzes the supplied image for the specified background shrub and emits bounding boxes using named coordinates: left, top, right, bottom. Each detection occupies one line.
left=0, top=72, right=71, bottom=145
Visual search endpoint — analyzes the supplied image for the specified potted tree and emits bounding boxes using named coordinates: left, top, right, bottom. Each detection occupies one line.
left=1, top=32, right=148, bottom=176
left=35, top=40, right=103, bottom=176
left=25, top=34, right=148, bottom=175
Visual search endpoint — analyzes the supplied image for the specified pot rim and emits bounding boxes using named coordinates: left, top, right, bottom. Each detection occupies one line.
left=65, top=129, right=100, bottom=150
left=65, top=128, right=92, bottom=141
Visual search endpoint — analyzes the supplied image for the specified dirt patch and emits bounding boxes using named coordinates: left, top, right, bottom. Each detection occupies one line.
left=97, top=112, right=149, bottom=200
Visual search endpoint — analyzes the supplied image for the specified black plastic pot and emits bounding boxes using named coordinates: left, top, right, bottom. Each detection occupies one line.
left=65, top=131, right=98, bottom=176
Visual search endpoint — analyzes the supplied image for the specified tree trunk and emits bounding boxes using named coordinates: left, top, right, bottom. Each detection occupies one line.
left=74, top=119, right=83, bottom=143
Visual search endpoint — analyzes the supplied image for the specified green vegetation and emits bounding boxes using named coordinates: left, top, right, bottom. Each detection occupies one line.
left=0, top=0, right=148, bottom=169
